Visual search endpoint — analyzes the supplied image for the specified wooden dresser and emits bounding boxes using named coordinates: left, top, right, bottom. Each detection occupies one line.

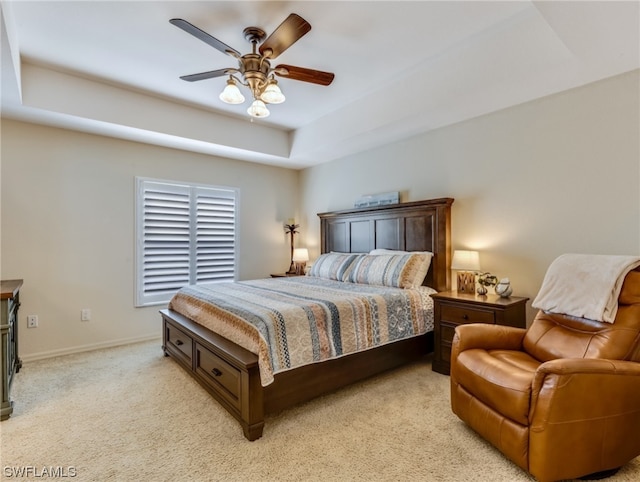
left=1, top=279, right=23, bottom=420
left=431, top=290, right=528, bottom=375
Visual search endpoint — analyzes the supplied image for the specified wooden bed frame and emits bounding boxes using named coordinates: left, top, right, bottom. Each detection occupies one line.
left=161, top=197, right=453, bottom=440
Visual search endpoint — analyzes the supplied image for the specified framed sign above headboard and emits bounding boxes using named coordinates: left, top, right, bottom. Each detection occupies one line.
left=318, top=198, right=454, bottom=292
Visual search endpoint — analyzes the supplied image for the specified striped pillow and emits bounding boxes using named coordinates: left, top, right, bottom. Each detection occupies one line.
left=308, top=253, right=362, bottom=281
left=348, top=253, right=432, bottom=288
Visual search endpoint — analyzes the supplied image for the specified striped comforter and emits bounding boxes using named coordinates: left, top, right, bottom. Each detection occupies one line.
left=168, top=276, right=435, bottom=386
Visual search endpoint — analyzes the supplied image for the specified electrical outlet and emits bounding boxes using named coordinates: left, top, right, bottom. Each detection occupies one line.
left=27, top=315, right=39, bottom=328
left=81, top=309, right=91, bottom=321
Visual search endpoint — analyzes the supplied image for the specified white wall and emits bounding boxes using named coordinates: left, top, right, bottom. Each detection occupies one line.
left=1, top=121, right=299, bottom=360
left=300, top=70, right=640, bottom=322
left=2, top=69, right=638, bottom=358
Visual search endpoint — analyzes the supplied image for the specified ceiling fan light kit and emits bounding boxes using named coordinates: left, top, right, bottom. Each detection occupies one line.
left=170, top=13, right=334, bottom=119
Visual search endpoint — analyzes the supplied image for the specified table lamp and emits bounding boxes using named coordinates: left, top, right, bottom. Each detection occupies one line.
left=451, top=250, right=480, bottom=293
left=292, top=248, right=309, bottom=275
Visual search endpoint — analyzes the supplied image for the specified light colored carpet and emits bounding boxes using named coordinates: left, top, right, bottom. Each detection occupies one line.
left=1, top=340, right=639, bottom=482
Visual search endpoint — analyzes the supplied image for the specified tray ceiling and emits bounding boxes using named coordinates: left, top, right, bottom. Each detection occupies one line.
left=1, top=1, right=638, bottom=168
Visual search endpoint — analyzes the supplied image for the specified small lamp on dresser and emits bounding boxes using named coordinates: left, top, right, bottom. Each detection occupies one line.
left=451, top=250, right=480, bottom=294
left=292, top=248, right=309, bottom=275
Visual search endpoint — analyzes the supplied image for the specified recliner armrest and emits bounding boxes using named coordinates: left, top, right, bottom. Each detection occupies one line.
left=528, top=358, right=640, bottom=481
left=531, top=358, right=640, bottom=405
left=537, top=357, right=640, bottom=377
left=452, top=323, right=526, bottom=354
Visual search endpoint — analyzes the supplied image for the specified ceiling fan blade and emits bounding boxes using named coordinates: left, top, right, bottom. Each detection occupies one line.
left=274, top=65, right=335, bottom=86
left=170, top=19, right=241, bottom=57
left=179, top=69, right=230, bottom=82
left=259, top=13, right=311, bottom=59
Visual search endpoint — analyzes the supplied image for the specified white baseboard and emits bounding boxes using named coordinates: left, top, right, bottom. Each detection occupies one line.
left=20, top=334, right=162, bottom=363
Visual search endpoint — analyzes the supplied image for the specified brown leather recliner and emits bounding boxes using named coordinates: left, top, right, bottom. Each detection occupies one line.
left=450, top=269, right=640, bottom=482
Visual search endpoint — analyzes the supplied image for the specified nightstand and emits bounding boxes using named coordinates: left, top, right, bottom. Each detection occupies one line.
left=431, top=291, right=529, bottom=375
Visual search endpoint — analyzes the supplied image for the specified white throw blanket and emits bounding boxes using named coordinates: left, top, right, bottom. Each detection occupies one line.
left=532, top=254, right=640, bottom=323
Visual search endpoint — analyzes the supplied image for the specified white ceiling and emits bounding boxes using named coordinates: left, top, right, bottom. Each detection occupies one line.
left=1, top=1, right=639, bottom=169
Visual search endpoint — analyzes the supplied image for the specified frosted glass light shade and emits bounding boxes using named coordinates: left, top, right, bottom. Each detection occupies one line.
left=260, top=80, right=285, bottom=104
left=219, top=79, right=245, bottom=104
left=247, top=99, right=270, bottom=118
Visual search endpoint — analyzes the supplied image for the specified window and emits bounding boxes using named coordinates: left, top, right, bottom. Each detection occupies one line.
left=135, top=177, right=238, bottom=306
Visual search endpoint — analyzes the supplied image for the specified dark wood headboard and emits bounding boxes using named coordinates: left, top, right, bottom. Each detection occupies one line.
left=317, top=198, right=454, bottom=292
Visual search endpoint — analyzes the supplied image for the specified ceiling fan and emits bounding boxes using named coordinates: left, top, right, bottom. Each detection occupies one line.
left=170, top=13, right=335, bottom=118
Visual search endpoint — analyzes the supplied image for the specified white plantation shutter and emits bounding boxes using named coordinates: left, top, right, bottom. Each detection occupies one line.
left=136, top=178, right=237, bottom=306
left=194, top=189, right=236, bottom=283
left=141, top=184, right=191, bottom=301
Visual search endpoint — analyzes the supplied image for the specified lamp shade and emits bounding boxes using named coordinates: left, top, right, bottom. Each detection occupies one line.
left=247, top=99, right=270, bottom=118
left=219, top=79, right=245, bottom=104
left=451, top=250, right=480, bottom=271
left=292, top=248, right=309, bottom=262
left=260, top=80, right=285, bottom=104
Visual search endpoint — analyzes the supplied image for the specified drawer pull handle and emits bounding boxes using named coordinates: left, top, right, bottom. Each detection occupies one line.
left=175, top=339, right=184, bottom=346
left=211, top=368, right=222, bottom=377
left=462, top=314, right=468, bottom=320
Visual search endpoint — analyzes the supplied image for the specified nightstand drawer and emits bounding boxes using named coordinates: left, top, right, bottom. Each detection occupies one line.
left=440, top=321, right=459, bottom=345
left=438, top=321, right=462, bottom=365
left=440, top=304, right=495, bottom=324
